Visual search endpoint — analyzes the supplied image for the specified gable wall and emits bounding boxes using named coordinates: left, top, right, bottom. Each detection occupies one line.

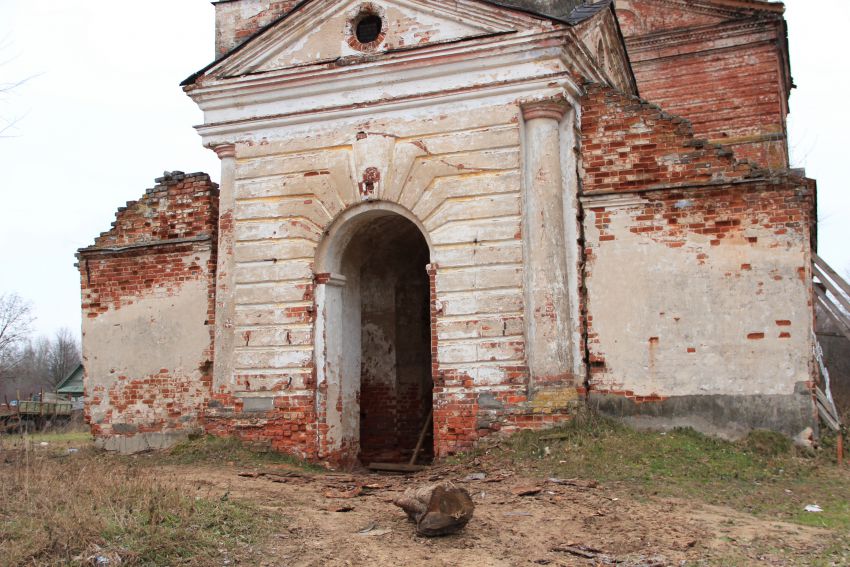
left=571, top=6, right=637, bottom=95
left=616, top=0, right=790, bottom=169
left=580, top=83, right=817, bottom=440
left=78, top=173, right=219, bottom=452
left=215, top=0, right=300, bottom=58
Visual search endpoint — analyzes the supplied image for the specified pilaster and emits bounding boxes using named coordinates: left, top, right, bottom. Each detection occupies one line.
left=211, top=144, right=237, bottom=394
left=521, top=99, right=576, bottom=390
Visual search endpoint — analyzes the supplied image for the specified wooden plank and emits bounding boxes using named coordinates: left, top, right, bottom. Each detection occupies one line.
left=813, top=264, right=850, bottom=315
left=814, top=253, right=850, bottom=297
left=409, top=409, right=433, bottom=466
left=367, top=463, right=429, bottom=473
left=815, top=290, right=850, bottom=343
left=817, top=396, right=842, bottom=432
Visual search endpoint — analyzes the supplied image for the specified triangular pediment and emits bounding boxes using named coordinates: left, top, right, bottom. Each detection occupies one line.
left=572, top=3, right=636, bottom=94
left=616, top=0, right=774, bottom=37
left=209, top=0, right=557, bottom=79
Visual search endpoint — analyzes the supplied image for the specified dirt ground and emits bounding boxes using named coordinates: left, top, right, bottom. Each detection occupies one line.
left=169, top=461, right=832, bottom=567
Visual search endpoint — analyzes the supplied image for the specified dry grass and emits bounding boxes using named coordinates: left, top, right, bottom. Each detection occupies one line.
left=0, top=439, right=268, bottom=566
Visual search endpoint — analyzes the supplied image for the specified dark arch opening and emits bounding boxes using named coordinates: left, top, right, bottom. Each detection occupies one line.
left=339, top=214, right=433, bottom=465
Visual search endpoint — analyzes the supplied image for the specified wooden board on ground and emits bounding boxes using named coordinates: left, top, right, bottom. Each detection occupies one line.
left=368, top=462, right=429, bottom=473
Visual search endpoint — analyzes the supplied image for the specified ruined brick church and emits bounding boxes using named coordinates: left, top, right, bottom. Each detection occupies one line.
left=78, top=0, right=819, bottom=464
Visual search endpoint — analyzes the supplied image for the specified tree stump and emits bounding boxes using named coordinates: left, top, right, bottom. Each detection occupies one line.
left=393, top=481, right=475, bottom=536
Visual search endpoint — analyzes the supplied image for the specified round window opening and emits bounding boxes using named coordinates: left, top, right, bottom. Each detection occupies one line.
left=356, top=15, right=382, bottom=44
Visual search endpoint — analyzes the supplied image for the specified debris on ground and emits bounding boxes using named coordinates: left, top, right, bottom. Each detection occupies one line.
left=323, top=485, right=363, bottom=499
left=356, top=522, right=391, bottom=537
left=546, top=477, right=599, bottom=489
left=551, top=543, right=602, bottom=559
left=511, top=485, right=543, bottom=497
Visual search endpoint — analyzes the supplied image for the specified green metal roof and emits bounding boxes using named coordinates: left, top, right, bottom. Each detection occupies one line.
left=56, top=363, right=84, bottom=395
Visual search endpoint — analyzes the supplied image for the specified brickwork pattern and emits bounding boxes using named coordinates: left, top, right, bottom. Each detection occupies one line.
left=581, top=83, right=764, bottom=194
left=617, top=0, right=791, bottom=169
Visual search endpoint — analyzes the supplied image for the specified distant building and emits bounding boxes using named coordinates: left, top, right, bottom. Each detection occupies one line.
left=56, top=364, right=84, bottom=399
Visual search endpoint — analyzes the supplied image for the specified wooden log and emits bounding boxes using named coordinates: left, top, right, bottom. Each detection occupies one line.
left=394, top=481, right=474, bottom=536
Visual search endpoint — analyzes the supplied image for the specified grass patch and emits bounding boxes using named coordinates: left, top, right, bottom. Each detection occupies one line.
left=467, top=410, right=850, bottom=530
left=0, top=446, right=269, bottom=566
left=14, top=431, right=94, bottom=445
left=160, top=434, right=324, bottom=472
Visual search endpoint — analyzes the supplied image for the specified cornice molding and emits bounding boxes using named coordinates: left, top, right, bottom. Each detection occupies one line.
left=625, top=0, right=782, bottom=22
left=193, top=73, right=581, bottom=145
left=185, top=29, right=608, bottom=145
left=626, top=18, right=778, bottom=51
left=189, top=29, right=571, bottom=99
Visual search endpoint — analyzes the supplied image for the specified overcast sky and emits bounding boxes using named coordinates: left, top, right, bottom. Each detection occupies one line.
left=0, top=0, right=847, bottom=339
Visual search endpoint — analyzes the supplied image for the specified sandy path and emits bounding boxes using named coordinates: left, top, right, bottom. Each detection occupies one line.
left=164, top=463, right=830, bottom=566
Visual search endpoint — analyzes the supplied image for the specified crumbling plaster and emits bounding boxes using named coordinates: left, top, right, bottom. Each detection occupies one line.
left=583, top=193, right=812, bottom=398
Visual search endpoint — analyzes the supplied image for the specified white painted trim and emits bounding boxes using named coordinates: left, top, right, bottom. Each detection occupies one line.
left=580, top=192, right=648, bottom=208
left=315, top=200, right=433, bottom=274
left=324, top=274, right=348, bottom=288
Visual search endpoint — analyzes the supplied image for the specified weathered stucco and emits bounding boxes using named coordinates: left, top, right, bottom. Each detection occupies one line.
left=188, top=0, right=617, bottom=462
left=78, top=172, right=219, bottom=451
left=83, top=0, right=820, bottom=461
left=579, top=83, right=817, bottom=440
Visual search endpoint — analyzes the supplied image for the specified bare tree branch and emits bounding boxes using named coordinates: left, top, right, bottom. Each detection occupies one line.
left=0, top=293, right=35, bottom=374
left=0, top=34, right=36, bottom=138
left=48, top=327, right=81, bottom=386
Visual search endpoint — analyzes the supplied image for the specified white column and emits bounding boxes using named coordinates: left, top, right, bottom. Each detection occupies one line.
left=212, top=144, right=237, bottom=393
left=521, top=99, right=574, bottom=388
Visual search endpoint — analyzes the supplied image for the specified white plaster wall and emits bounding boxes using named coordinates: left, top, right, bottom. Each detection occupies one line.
left=584, top=197, right=813, bottom=397
left=83, top=258, right=213, bottom=429
left=228, top=101, right=532, bottom=402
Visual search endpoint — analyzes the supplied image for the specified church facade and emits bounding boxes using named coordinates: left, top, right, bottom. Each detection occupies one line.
left=78, top=0, right=818, bottom=464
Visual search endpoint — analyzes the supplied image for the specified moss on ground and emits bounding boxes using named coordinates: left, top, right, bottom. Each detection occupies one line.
left=162, top=434, right=325, bottom=472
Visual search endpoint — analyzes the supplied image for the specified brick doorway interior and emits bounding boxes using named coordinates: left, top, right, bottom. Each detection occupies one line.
left=318, top=208, right=433, bottom=466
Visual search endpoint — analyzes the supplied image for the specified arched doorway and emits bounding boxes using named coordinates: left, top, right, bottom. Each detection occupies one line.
left=315, top=205, right=433, bottom=466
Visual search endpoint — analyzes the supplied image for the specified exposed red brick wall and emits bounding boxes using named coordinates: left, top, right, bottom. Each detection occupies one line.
left=617, top=0, right=791, bottom=169
left=205, top=393, right=320, bottom=459
left=78, top=172, right=219, bottom=439
left=581, top=83, right=763, bottom=193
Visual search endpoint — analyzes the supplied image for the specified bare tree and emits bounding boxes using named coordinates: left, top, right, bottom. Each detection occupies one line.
left=0, top=292, right=34, bottom=374
left=48, top=327, right=80, bottom=386
left=0, top=34, right=35, bottom=138
left=3, top=336, right=51, bottom=400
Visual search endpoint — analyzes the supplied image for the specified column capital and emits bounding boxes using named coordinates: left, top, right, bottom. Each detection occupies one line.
left=521, top=98, right=569, bottom=121
left=212, top=143, right=236, bottom=159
